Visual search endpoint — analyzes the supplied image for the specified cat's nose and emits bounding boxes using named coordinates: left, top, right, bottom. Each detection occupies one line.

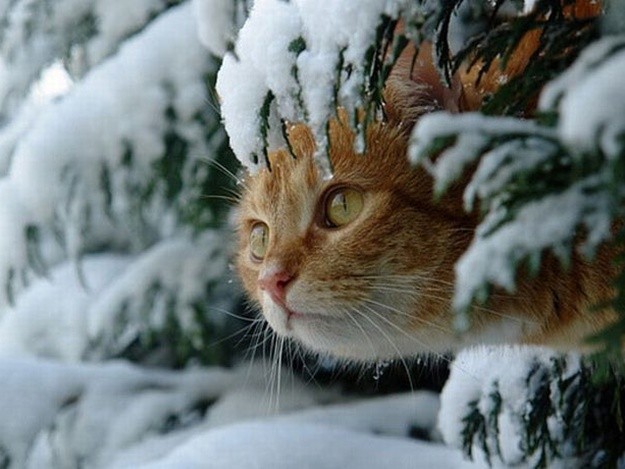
left=258, top=270, right=294, bottom=306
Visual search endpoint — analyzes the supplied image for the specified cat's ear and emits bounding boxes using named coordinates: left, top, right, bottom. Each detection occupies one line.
left=383, top=42, right=464, bottom=132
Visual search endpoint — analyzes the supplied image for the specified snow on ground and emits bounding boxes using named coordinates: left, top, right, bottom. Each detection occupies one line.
left=1, top=358, right=232, bottom=468
left=127, top=421, right=479, bottom=469
left=109, top=380, right=483, bottom=469
left=0, top=355, right=488, bottom=468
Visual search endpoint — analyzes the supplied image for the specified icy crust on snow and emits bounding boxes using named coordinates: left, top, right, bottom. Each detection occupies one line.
left=213, top=0, right=406, bottom=175
left=439, top=347, right=583, bottom=467
left=0, top=0, right=173, bottom=116
left=0, top=3, right=219, bottom=307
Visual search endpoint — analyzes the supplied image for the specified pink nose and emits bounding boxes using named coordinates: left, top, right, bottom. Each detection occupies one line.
left=258, top=270, right=294, bottom=306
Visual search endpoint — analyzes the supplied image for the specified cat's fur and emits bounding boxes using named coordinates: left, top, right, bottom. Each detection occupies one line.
left=235, top=2, right=616, bottom=360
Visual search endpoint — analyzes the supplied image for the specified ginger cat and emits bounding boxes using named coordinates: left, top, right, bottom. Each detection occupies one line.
left=235, top=2, right=616, bottom=361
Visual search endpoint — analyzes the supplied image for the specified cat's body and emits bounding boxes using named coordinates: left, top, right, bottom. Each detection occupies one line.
left=235, top=2, right=615, bottom=361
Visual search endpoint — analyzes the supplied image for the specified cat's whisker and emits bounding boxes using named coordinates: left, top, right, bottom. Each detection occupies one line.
left=201, top=194, right=241, bottom=205
left=264, top=330, right=279, bottom=411
left=275, top=335, right=285, bottom=412
left=358, top=273, right=457, bottom=288
left=206, top=320, right=261, bottom=352
left=349, top=306, right=415, bottom=393
left=245, top=321, right=274, bottom=355
left=208, top=306, right=261, bottom=323
left=362, top=297, right=450, bottom=333
left=202, top=156, right=243, bottom=185
left=362, top=302, right=481, bottom=381
left=369, top=284, right=447, bottom=297
left=368, top=283, right=539, bottom=326
left=341, top=307, right=378, bottom=358
left=358, top=303, right=454, bottom=367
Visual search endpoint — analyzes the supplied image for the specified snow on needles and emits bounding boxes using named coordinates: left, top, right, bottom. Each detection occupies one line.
left=540, top=37, right=625, bottom=159
left=409, top=36, right=625, bottom=313
left=0, top=0, right=171, bottom=116
left=213, top=0, right=406, bottom=175
left=440, top=346, right=584, bottom=467
left=0, top=3, right=217, bottom=307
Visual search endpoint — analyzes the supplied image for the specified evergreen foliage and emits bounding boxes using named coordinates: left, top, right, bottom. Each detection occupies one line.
left=0, top=1, right=241, bottom=366
left=459, top=356, right=625, bottom=468
left=405, top=0, right=625, bottom=465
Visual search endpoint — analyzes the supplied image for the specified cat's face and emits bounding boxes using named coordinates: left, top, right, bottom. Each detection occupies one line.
left=236, top=119, right=474, bottom=360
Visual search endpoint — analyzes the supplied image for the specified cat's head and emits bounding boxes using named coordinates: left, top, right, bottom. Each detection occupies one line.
left=235, top=43, right=474, bottom=360
left=236, top=118, right=476, bottom=360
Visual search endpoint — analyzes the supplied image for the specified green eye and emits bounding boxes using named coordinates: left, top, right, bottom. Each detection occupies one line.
left=249, top=222, right=269, bottom=261
left=325, top=187, right=364, bottom=227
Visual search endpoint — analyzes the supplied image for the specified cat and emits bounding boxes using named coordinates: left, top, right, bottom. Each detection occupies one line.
left=234, top=2, right=616, bottom=361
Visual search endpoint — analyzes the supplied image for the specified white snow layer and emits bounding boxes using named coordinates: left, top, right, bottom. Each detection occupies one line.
left=0, top=255, right=129, bottom=361
left=0, top=2, right=217, bottom=307
left=0, top=231, right=230, bottom=362
left=193, top=0, right=242, bottom=57
left=129, top=421, right=477, bottom=469
left=212, top=0, right=406, bottom=175
left=113, top=390, right=482, bottom=469
left=0, top=357, right=233, bottom=468
left=540, top=37, right=625, bottom=159
left=440, top=346, right=583, bottom=467
left=0, top=356, right=485, bottom=468
left=0, top=0, right=171, bottom=116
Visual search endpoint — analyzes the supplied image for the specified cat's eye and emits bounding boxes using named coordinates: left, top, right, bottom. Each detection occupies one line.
left=249, top=222, right=269, bottom=261
left=325, top=187, right=364, bottom=227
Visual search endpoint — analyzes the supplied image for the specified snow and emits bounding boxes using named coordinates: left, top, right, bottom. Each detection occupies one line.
left=540, top=37, right=625, bottom=159
left=213, top=0, right=407, bottom=174
left=0, top=0, right=621, bottom=467
left=408, top=112, right=554, bottom=195
left=0, top=0, right=171, bottom=116
left=0, top=355, right=486, bottom=468
left=453, top=172, right=612, bottom=311
left=439, top=346, right=584, bottom=467
left=110, top=386, right=481, bottom=468
left=0, top=2, right=219, bottom=307
left=0, top=255, right=129, bottom=361
left=408, top=36, right=625, bottom=312
left=192, top=0, right=243, bottom=57
left=87, top=233, right=231, bottom=356
left=0, top=357, right=234, bottom=468
left=129, top=421, right=478, bottom=469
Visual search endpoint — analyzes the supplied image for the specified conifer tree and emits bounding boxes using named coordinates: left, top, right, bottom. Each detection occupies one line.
left=0, top=0, right=240, bottom=366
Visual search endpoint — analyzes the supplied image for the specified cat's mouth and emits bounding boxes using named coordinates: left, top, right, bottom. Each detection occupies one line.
left=261, top=293, right=330, bottom=336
